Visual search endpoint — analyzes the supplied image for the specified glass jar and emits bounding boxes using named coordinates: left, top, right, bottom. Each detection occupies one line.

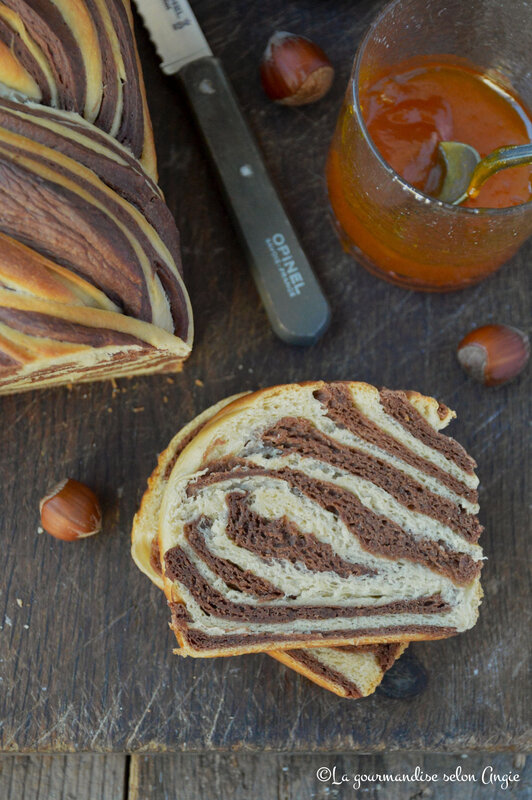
left=327, top=0, right=532, bottom=291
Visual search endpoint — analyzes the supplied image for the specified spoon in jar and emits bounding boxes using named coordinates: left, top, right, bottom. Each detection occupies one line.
left=437, top=141, right=532, bottom=205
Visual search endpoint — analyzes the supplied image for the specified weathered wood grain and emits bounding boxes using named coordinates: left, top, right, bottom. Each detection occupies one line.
left=0, top=753, right=528, bottom=799
left=0, top=754, right=125, bottom=799
left=129, top=753, right=531, bottom=800
left=0, top=0, right=530, bottom=752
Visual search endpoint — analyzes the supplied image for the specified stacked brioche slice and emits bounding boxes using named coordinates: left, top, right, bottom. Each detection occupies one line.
left=271, top=642, right=408, bottom=699
left=132, top=381, right=483, bottom=698
left=0, top=1, right=193, bottom=394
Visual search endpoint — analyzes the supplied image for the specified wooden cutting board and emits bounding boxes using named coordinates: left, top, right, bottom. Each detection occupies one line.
left=0, top=0, right=530, bottom=753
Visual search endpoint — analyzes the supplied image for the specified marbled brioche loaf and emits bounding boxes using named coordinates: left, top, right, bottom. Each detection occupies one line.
left=0, top=1, right=192, bottom=393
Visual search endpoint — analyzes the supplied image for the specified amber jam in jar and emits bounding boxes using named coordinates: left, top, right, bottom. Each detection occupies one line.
left=327, top=48, right=532, bottom=289
left=359, top=62, right=532, bottom=208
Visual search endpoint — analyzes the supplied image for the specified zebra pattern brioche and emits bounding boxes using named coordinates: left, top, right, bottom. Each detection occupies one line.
left=131, top=391, right=408, bottom=698
left=132, top=382, right=483, bottom=694
left=155, top=382, right=483, bottom=657
left=0, top=0, right=156, bottom=176
left=0, top=2, right=192, bottom=394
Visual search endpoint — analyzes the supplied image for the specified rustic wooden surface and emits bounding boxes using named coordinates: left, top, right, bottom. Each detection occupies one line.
left=128, top=753, right=532, bottom=800
left=0, top=755, right=125, bottom=799
left=0, top=0, right=530, bottom=753
left=0, top=753, right=529, bottom=799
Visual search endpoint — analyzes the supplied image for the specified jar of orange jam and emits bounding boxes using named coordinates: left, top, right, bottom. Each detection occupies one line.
left=327, top=0, right=532, bottom=291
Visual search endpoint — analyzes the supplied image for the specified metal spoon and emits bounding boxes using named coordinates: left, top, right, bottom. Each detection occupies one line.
left=437, top=141, right=532, bottom=205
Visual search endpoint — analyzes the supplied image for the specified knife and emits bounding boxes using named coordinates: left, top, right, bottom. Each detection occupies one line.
left=133, top=0, right=330, bottom=345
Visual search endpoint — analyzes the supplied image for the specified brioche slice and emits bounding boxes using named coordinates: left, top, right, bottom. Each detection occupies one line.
left=132, top=391, right=407, bottom=698
left=133, top=382, right=483, bottom=660
left=156, top=382, right=483, bottom=656
left=271, top=642, right=408, bottom=699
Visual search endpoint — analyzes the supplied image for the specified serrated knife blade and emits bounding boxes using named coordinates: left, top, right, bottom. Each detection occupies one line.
left=133, top=0, right=330, bottom=345
left=133, top=0, right=211, bottom=74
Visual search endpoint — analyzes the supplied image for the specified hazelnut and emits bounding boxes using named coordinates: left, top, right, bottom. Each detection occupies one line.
left=39, top=479, right=102, bottom=541
left=260, top=31, right=334, bottom=106
left=457, top=324, right=529, bottom=386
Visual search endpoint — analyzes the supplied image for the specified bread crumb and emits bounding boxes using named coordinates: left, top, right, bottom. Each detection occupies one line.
left=195, top=379, right=204, bottom=387
left=23, top=624, right=29, bottom=630
left=132, top=406, right=145, bottom=413
left=37, top=526, right=44, bottom=535
left=16, top=599, right=23, bottom=608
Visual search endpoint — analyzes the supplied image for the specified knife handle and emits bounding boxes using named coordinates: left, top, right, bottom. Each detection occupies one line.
left=177, top=57, right=330, bottom=346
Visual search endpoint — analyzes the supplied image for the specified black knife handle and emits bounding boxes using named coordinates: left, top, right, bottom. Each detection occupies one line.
left=177, top=57, right=330, bottom=346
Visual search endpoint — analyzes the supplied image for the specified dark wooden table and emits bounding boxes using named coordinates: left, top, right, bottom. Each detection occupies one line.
left=0, top=0, right=530, bottom=754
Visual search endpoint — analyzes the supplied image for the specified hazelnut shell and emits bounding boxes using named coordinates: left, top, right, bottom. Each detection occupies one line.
left=39, top=479, right=102, bottom=541
left=260, top=31, right=334, bottom=106
left=457, top=324, right=529, bottom=386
